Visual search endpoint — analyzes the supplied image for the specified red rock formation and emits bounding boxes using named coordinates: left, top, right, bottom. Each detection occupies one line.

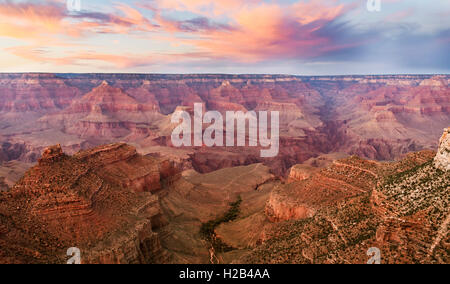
left=39, top=81, right=165, bottom=140
left=0, top=131, right=448, bottom=264
left=0, top=143, right=179, bottom=264
left=0, top=73, right=81, bottom=113
left=265, top=189, right=316, bottom=222
left=434, top=127, right=450, bottom=171
left=0, top=74, right=448, bottom=177
left=266, top=156, right=381, bottom=223
left=241, top=148, right=448, bottom=264
left=287, top=165, right=318, bottom=183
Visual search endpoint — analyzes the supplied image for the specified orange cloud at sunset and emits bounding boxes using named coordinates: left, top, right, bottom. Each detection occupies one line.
left=147, top=0, right=349, bottom=62
left=0, top=1, right=66, bottom=40
left=0, top=0, right=448, bottom=74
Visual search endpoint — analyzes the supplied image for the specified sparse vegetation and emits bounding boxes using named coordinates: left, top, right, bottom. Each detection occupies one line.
left=200, top=196, right=243, bottom=252
left=379, top=159, right=449, bottom=217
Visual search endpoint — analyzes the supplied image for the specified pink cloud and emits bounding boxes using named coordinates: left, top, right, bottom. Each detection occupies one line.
left=0, top=0, right=155, bottom=41
left=0, top=0, right=378, bottom=69
left=157, top=0, right=351, bottom=62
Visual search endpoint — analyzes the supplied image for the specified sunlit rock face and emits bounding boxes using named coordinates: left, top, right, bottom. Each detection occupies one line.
left=0, top=143, right=178, bottom=264
left=434, top=128, right=450, bottom=171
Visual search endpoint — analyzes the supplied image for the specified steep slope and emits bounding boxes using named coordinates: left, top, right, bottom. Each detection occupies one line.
left=0, top=74, right=448, bottom=177
left=156, top=164, right=278, bottom=264
left=0, top=127, right=448, bottom=264
left=0, top=143, right=178, bottom=264
left=434, top=128, right=450, bottom=171
left=0, top=74, right=82, bottom=127
left=237, top=129, right=449, bottom=264
left=330, top=77, right=449, bottom=159
left=40, top=81, right=165, bottom=139
left=0, top=160, right=32, bottom=190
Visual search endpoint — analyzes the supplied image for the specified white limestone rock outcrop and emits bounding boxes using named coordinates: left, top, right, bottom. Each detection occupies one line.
left=434, top=128, right=450, bottom=171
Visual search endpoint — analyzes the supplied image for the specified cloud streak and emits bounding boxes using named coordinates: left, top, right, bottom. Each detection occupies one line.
left=0, top=0, right=448, bottom=74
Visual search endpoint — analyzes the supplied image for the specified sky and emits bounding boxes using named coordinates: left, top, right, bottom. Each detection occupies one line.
left=0, top=0, right=449, bottom=75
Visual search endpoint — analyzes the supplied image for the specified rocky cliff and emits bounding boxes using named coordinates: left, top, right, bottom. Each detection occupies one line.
left=266, top=156, right=380, bottom=223
left=0, top=143, right=178, bottom=264
left=0, top=74, right=448, bottom=179
left=287, top=164, right=318, bottom=183
left=241, top=147, right=448, bottom=264
left=236, top=129, right=449, bottom=264
left=434, top=128, right=450, bottom=171
left=0, top=130, right=448, bottom=264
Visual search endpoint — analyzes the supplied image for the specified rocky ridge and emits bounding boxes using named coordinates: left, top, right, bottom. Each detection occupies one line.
left=0, top=143, right=178, bottom=264
left=0, top=127, right=448, bottom=263
left=0, top=74, right=448, bottom=180
left=434, top=128, right=450, bottom=171
left=237, top=131, right=448, bottom=263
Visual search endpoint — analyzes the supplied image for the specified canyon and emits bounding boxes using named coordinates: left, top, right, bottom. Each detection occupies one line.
left=0, top=73, right=448, bottom=264
left=0, top=143, right=177, bottom=263
left=0, top=130, right=447, bottom=263
left=0, top=74, right=448, bottom=178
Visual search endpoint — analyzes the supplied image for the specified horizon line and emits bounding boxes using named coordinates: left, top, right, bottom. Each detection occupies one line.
left=0, top=72, right=448, bottom=77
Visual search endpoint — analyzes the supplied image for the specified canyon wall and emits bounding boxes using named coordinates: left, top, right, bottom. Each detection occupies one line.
left=0, top=74, right=448, bottom=179
left=0, top=143, right=178, bottom=264
left=434, top=128, right=450, bottom=171
left=1, top=129, right=448, bottom=263
left=240, top=147, right=448, bottom=264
